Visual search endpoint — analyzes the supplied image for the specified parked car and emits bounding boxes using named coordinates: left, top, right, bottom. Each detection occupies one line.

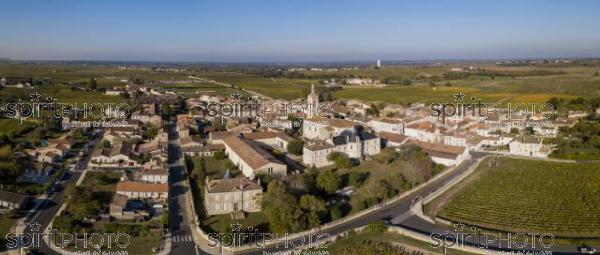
left=579, top=245, right=597, bottom=254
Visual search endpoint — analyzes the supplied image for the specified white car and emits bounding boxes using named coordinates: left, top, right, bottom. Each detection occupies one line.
left=579, top=245, right=597, bottom=254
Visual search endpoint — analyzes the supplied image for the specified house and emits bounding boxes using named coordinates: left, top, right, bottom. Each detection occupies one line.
left=508, top=136, right=553, bottom=158
left=369, top=118, right=404, bottom=134
left=180, top=135, right=203, bottom=149
left=204, top=177, right=263, bottom=215
left=222, top=136, right=287, bottom=178
left=303, top=130, right=381, bottom=168
left=182, top=143, right=225, bottom=157
left=109, top=194, right=129, bottom=219
left=404, top=122, right=439, bottom=143
left=241, top=131, right=295, bottom=151
left=137, top=139, right=167, bottom=161
left=116, top=182, right=168, bottom=199
left=139, top=167, right=169, bottom=184
left=378, top=131, right=409, bottom=147
left=534, top=126, right=559, bottom=138
left=208, top=131, right=238, bottom=145
left=90, top=140, right=138, bottom=168
left=408, top=140, right=470, bottom=166
left=302, top=117, right=356, bottom=140
left=0, top=190, right=29, bottom=210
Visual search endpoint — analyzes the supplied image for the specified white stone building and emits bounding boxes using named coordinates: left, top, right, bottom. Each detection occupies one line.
left=204, top=177, right=263, bottom=215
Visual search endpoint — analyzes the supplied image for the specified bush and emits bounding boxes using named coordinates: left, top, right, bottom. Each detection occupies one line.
left=365, top=220, right=387, bottom=234
left=327, top=152, right=353, bottom=169
left=287, top=139, right=304, bottom=155
left=350, top=197, right=366, bottom=212
left=348, top=172, right=367, bottom=187
left=213, top=150, right=226, bottom=160
left=329, top=206, right=342, bottom=220
left=316, top=170, right=341, bottom=194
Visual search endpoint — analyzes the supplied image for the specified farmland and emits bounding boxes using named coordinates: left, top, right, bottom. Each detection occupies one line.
left=428, top=157, right=600, bottom=238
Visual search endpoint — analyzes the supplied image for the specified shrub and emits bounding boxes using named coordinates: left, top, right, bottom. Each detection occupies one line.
left=329, top=206, right=343, bottom=220
left=287, top=139, right=304, bottom=155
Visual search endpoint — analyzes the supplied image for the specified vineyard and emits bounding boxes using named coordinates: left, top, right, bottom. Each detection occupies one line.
left=437, top=157, right=600, bottom=238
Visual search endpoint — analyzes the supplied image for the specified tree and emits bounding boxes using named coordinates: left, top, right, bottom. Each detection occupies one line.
left=261, top=181, right=307, bottom=233
left=89, top=78, right=98, bottom=91
left=366, top=103, right=380, bottom=117
left=329, top=206, right=342, bottom=220
left=428, top=81, right=436, bottom=87
left=445, top=81, right=452, bottom=87
left=327, top=152, right=352, bottom=169
left=213, top=150, right=226, bottom=160
left=299, top=195, right=326, bottom=213
left=102, top=140, right=111, bottom=148
left=287, top=139, right=304, bottom=156
left=594, top=71, right=599, bottom=77
left=161, top=104, right=174, bottom=120
left=316, top=170, right=341, bottom=194
left=348, top=171, right=367, bottom=187
left=402, top=162, right=425, bottom=187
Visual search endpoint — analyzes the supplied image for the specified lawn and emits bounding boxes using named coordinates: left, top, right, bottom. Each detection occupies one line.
left=201, top=212, right=269, bottom=234
left=189, top=156, right=239, bottom=179
left=428, top=157, right=600, bottom=238
left=0, top=216, right=17, bottom=251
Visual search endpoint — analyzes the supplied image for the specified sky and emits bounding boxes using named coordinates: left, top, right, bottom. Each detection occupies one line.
left=1, top=0, right=600, bottom=62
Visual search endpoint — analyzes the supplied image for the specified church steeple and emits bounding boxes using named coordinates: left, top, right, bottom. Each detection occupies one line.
left=307, top=83, right=319, bottom=118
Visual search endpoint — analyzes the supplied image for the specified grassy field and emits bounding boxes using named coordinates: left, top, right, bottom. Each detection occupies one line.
left=0, top=86, right=127, bottom=104
left=327, top=228, right=475, bottom=255
left=161, top=82, right=248, bottom=98
left=429, top=157, right=600, bottom=238
left=198, top=72, right=312, bottom=99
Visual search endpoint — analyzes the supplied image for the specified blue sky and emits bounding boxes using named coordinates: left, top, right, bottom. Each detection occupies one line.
left=1, top=0, right=600, bottom=62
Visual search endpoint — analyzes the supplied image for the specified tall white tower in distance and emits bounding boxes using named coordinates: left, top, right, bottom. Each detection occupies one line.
left=306, top=83, right=319, bottom=118
left=377, top=59, right=381, bottom=68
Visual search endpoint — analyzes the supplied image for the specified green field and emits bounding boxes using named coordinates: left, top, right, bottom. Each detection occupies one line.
left=430, top=157, right=600, bottom=238
left=0, top=87, right=126, bottom=104
left=202, top=74, right=312, bottom=99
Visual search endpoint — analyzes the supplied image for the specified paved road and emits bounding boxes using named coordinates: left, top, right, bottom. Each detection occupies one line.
left=21, top=134, right=100, bottom=255
left=229, top=153, right=486, bottom=255
left=167, top=124, right=202, bottom=255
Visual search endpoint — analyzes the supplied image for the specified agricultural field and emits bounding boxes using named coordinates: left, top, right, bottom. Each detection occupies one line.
left=428, top=157, right=600, bottom=238
left=197, top=71, right=312, bottom=99
left=160, top=82, right=245, bottom=98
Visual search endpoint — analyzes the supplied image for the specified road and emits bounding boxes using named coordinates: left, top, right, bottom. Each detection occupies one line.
left=21, top=133, right=101, bottom=255
left=167, top=124, right=202, bottom=255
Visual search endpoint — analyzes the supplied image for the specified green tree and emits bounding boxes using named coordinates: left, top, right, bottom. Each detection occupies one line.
left=348, top=171, right=367, bottom=187
left=327, top=152, right=352, bottom=169
left=329, top=206, right=342, bottom=220
left=287, top=139, right=304, bottom=156
left=316, top=170, right=341, bottom=194
left=89, top=78, right=98, bottom=91
left=261, top=181, right=307, bottom=233
left=299, top=194, right=326, bottom=213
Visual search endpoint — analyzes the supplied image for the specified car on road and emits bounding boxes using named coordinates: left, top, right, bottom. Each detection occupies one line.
left=579, top=245, right=597, bottom=254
